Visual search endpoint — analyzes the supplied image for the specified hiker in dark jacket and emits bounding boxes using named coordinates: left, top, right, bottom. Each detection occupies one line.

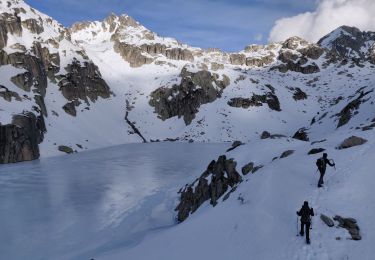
left=297, top=201, right=314, bottom=244
left=316, top=153, right=335, bottom=188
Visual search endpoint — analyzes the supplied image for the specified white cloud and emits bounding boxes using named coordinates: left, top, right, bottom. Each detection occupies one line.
left=269, top=0, right=375, bottom=43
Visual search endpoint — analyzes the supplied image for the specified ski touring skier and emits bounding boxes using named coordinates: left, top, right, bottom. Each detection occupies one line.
left=316, top=153, right=335, bottom=188
left=297, top=201, right=314, bottom=244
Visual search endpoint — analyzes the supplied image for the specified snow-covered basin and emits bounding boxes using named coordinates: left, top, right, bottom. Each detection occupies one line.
left=0, top=142, right=228, bottom=260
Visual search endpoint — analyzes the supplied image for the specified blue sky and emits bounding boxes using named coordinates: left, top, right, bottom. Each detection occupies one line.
left=26, top=0, right=316, bottom=52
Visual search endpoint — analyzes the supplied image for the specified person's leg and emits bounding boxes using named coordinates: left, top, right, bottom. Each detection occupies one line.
left=306, top=222, right=311, bottom=243
left=300, top=222, right=304, bottom=236
left=318, top=170, right=324, bottom=187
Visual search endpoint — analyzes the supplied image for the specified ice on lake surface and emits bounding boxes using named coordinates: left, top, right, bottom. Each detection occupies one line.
left=0, top=143, right=228, bottom=260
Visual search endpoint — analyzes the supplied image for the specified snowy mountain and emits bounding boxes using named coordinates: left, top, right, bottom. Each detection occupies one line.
left=0, top=0, right=374, bottom=167
left=1, top=1, right=375, bottom=260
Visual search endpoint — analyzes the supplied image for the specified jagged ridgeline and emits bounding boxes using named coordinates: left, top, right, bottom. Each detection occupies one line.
left=1, top=0, right=375, bottom=163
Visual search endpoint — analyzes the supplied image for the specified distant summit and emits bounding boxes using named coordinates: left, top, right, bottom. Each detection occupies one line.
left=318, top=25, right=375, bottom=60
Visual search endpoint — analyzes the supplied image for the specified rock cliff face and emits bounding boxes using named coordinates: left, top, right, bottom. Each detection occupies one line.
left=58, top=59, right=111, bottom=115
left=149, top=68, right=230, bottom=125
left=175, top=155, right=242, bottom=222
left=0, top=1, right=113, bottom=163
left=0, top=112, right=45, bottom=164
left=112, top=35, right=195, bottom=68
left=271, top=38, right=324, bottom=74
left=336, top=88, right=373, bottom=128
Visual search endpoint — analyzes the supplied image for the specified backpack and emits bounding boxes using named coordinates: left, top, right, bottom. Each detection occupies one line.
left=300, top=206, right=313, bottom=223
left=316, top=157, right=325, bottom=170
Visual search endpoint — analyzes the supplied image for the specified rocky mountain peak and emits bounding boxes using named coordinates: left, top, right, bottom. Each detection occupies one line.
left=318, top=25, right=375, bottom=60
left=282, top=36, right=309, bottom=50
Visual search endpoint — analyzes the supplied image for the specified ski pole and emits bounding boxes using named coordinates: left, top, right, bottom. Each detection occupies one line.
left=297, top=216, right=299, bottom=235
left=330, top=159, right=336, bottom=170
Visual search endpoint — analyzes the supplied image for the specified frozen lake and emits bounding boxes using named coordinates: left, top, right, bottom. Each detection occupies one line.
left=0, top=143, right=228, bottom=260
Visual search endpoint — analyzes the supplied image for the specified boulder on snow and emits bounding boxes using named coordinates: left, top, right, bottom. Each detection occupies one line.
left=58, top=145, right=74, bottom=154
left=241, top=162, right=254, bottom=175
left=226, top=140, right=244, bottom=152
left=252, top=165, right=264, bottom=173
left=333, top=215, right=361, bottom=240
left=260, top=131, right=286, bottom=140
left=320, top=214, right=335, bottom=227
left=292, top=87, right=308, bottom=101
left=292, top=128, right=309, bottom=141
left=337, top=136, right=367, bottom=150
left=280, top=150, right=294, bottom=158
left=261, top=131, right=271, bottom=139
left=308, top=148, right=326, bottom=155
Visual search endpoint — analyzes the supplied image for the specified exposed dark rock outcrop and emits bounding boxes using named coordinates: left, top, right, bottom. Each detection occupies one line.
left=58, top=59, right=111, bottom=115
left=308, top=148, right=325, bottom=155
left=260, top=131, right=286, bottom=139
left=175, top=155, right=242, bottom=222
left=292, top=87, right=308, bottom=101
left=272, top=59, right=320, bottom=74
left=125, top=110, right=147, bottom=143
left=228, top=92, right=281, bottom=111
left=361, top=122, right=375, bottom=131
left=241, top=162, right=254, bottom=175
left=229, top=53, right=246, bottom=65
left=298, top=45, right=325, bottom=60
left=58, top=145, right=74, bottom=154
left=252, top=165, right=264, bottom=173
left=149, top=68, right=230, bottom=125
left=293, top=128, right=309, bottom=141
left=141, top=43, right=194, bottom=62
left=282, top=36, right=308, bottom=50
left=0, top=112, right=45, bottom=164
left=226, top=140, right=243, bottom=152
left=113, top=40, right=194, bottom=67
left=337, top=136, right=367, bottom=150
left=318, top=26, right=375, bottom=61
left=0, top=85, right=21, bottom=101
left=113, top=41, right=153, bottom=67
left=280, top=150, right=294, bottom=158
left=261, top=131, right=271, bottom=139
left=211, top=62, right=224, bottom=71
left=246, top=54, right=275, bottom=67
left=336, top=89, right=373, bottom=128
left=0, top=49, right=48, bottom=96
left=320, top=214, right=335, bottom=227
left=272, top=38, right=323, bottom=74
left=22, top=18, right=44, bottom=34
left=0, top=12, right=23, bottom=49
left=333, top=215, right=361, bottom=240
left=62, top=101, right=78, bottom=117
left=10, top=72, right=33, bottom=92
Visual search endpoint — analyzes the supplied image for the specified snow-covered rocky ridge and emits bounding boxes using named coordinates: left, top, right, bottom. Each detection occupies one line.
left=1, top=0, right=375, bottom=163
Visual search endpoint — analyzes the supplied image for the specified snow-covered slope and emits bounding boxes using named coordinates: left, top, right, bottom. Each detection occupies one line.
left=99, top=124, right=375, bottom=260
